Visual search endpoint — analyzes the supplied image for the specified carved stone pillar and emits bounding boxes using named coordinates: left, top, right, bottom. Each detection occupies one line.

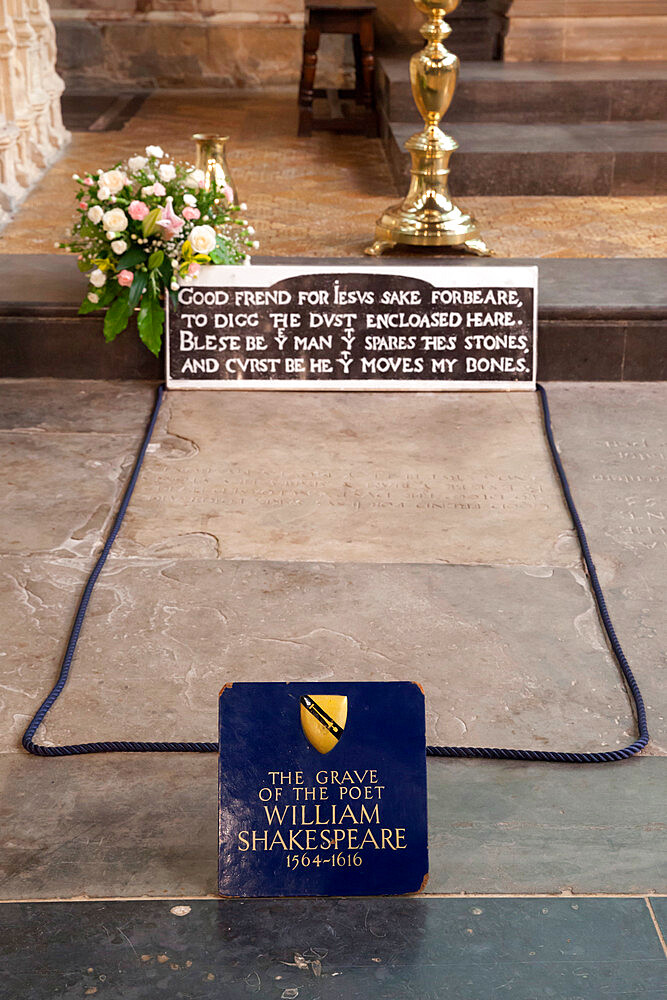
left=0, top=0, right=69, bottom=230
left=28, top=0, right=69, bottom=153
left=0, top=0, right=25, bottom=222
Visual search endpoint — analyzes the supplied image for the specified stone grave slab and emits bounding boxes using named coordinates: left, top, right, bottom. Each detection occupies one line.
left=1, top=557, right=640, bottom=755
left=545, top=384, right=666, bottom=573
left=116, top=389, right=577, bottom=566
left=0, top=379, right=156, bottom=434
left=0, top=755, right=664, bottom=899
left=544, top=383, right=667, bottom=754
left=0, top=431, right=141, bottom=558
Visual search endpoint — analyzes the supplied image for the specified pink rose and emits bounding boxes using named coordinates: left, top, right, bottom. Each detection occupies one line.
left=78, top=201, right=88, bottom=210
left=128, top=200, right=149, bottom=220
left=83, top=177, right=94, bottom=187
left=156, top=195, right=184, bottom=240
left=187, top=262, right=200, bottom=277
left=117, top=269, right=134, bottom=287
left=182, top=206, right=200, bottom=221
left=153, top=182, right=166, bottom=197
left=223, top=184, right=234, bottom=204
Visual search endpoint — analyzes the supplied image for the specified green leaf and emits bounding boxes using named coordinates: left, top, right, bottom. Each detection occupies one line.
left=78, top=285, right=115, bottom=314
left=128, top=270, right=148, bottom=309
left=117, top=246, right=145, bottom=270
left=78, top=297, right=102, bottom=315
left=209, top=238, right=241, bottom=265
left=159, top=257, right=173, bottom=290
left=103, top=294, right=132, bottom=343
left=142, top=207, right=162, bottom=237
left=148, top=249, right=164, bottom=270
left=137, top=292, right=165, bottom=356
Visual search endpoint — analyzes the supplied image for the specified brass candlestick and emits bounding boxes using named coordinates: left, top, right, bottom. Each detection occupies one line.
left=192, top=134, right=239, bottom=204
left=366, top=0, right=490, bottom=257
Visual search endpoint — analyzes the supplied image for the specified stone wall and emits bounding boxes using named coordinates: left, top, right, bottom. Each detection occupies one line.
left=49, top=0, right=307, bottom=89
left=504, top=0, right=667, bottom=61
left=0, top=0, right=69, bottom=231
left=42, top=0, right=667, bottom=94
left=374, top=0, right=512, bottom=60
left=51, top=0, right=515, bottom=90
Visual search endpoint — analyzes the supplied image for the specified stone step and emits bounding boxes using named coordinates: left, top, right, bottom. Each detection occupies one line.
left=376, top=57, right=667, bottom=124
left=383, top=120, right=666, bottom=196
left=1, top=254, right=664, bottom=381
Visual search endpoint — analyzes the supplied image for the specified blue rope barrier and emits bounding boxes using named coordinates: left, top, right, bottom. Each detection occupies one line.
left=22, top=382, right=649, bottom=762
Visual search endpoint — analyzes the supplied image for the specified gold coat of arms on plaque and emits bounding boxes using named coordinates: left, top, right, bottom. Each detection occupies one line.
left=300, top=695, right=348, bottom=754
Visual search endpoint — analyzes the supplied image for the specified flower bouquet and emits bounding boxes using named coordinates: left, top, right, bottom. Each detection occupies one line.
left=59, top=145, right=258, bottom=355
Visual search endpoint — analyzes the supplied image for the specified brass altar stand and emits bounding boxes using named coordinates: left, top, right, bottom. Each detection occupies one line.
left=367, top=0, right=491, bottom=257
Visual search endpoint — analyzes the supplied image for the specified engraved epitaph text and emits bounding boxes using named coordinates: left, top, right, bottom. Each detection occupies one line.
left=167, top=265, right=537, bottom=390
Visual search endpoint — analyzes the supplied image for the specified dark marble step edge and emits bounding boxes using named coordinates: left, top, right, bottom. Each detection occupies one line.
left=381, top=117, right=667, bottom=197
left=376, top=58, right=667, bottom=125
left=2, top=255, right=665, bottom=313
left=1, top=256, right=665, bottom=381
left=378, top=55, right=667, bottom=84
left=387, top=120, right=667, bottom=154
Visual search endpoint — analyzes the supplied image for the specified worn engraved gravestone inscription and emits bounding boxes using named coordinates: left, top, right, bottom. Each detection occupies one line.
left=167, top=265, right=537, bottom=390
left=218, top=681, right=428, bottom=896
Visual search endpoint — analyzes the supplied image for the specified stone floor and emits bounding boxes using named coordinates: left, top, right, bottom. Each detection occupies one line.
left=1, top=380, right=665, bottom=897
left=3, top=897, right=667, bottom=999
left=1, top=91, right=666, bottom=259
left=1, top=378, right=665, bottom=994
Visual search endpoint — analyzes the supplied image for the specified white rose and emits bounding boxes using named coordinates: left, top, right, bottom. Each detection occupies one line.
left=89, top=268, right=106, bottom=288
left=183, top=193, right=197, bottom=207
left=97, top=185, right=111, bottom=200
left=185, top=168, right=205, bottom=189
left=102, top=208, right=128, bottom=233
left=87, top=205, right=103, bottom=224
left=158, top=162, right=176, bottom=182
left=128, top=155, right=148, bottom=173
left=87, top=292, right=99, bottom=303
left=146, top=145, right=164, bottom=158
left=188, top=224, right=217, bottom=255
left=141, top=185, right=156, bottom=197
left=100, top=169, right=127, bottom=195
left=111, top=239, right=127, bottom=254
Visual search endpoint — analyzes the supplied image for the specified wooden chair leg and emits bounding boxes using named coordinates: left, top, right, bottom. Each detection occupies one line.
left=298, top=23, right=320, bottom=137
left=352, top=33, right=363, bottom=106
left=358, top=14, right=377, bottom=137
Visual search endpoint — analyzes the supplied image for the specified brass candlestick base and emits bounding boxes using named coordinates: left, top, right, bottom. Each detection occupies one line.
left=366, top=0, right=491, bottom=257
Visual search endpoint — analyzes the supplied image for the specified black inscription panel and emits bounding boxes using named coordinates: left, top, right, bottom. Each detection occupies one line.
left=166, top=265, right=537, bottom=390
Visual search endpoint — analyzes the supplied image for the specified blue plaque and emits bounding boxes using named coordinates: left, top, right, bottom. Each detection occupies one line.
left=218, top=681, right=428, bottom=897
